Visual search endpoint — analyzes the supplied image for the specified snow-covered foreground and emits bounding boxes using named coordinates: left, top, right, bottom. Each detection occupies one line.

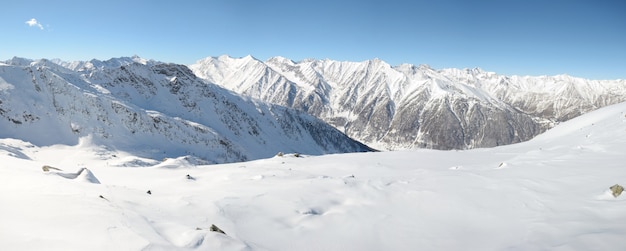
left=1, top=102, right=626, bottom=251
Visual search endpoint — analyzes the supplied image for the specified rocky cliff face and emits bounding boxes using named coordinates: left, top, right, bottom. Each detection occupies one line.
left=190, top=55, right=626, bottom=150
left=0, top=57, right=371, bottom=164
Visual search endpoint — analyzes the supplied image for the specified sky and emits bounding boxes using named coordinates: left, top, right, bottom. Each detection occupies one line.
left=1, top=0, right=625, bottom=79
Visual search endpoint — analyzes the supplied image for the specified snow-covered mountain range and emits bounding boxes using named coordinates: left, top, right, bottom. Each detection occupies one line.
left=0, top=57, right=371, bottom=164
left=190, top=55, right=626, bottom=150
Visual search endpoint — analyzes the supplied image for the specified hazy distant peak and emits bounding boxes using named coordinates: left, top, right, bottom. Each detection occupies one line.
left=5, top=56, right=34, bottom=66
left=266, top=56, right=296, bottom=65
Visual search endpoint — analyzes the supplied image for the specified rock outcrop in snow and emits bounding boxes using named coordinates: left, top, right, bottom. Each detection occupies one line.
left=0, top=57, right=371, bottom=163
left=190, top=55, right=626, bottom=150
left=610, top=184, right=624, bottom=198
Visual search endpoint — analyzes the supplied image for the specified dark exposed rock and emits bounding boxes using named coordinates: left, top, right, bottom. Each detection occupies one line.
left=610, top=184, right=624, bottom=198
left=42, top=165, right=62, bottom=172
left=209, top=224, right=226, bottom=235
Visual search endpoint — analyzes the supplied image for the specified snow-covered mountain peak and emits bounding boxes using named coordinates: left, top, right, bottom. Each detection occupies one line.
left=393, top=63, right=434, bottom=76
left=363, top=58, right=394, bottom=72
left=210, top=55, right=260, bottom=65
left=215, top=54, right=231, bottom=60
left=266, top=56, right=296, bottom=66
left=366, top=57, right=384, bottom=64
left=4, top=56, right=34, bottom=66
left=550, top=73, right=588, bottom=83
left=29, top=58, right=56, bottom=67
left=89, top=56, right=156, bottom=68
left=129, top=54, right=150, bottom=64
left=467, top=67, right=486, bottom=74
left=300, top=58, right=320, bottom=63
left=241, top=54, right=257, bottom=61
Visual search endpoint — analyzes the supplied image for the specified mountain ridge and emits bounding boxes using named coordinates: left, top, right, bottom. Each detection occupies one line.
left=0, top=57, right=371, bottom=164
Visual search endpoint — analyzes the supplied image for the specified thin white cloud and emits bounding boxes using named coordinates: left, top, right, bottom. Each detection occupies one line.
left=25, top=18, right=44, bottom=30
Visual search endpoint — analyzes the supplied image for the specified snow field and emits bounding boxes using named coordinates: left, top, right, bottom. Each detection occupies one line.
left=1, top=102, right=626, bottom=250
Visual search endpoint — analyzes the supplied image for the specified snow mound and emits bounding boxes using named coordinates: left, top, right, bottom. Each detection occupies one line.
left=199, top=233, right=251, bottom=251
left=108, top=156, right=159, bottom=167
left=596, top=189, right=626, bottom=201
left=154, top=156, right=210, bottom=169
left=49, top=167, right=101, bottom=184
left=0, top=144, right=31, bottom=160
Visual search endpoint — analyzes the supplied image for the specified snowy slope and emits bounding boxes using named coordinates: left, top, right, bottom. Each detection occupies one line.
left=190, top=55, right=626, bottom=150
left=0, top=58, right=370, bottom=164
left=1, top=99, right=625, bottom=250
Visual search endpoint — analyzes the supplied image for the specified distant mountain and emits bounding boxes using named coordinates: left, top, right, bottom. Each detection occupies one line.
left=52, top=55, right=158, bottom=72
left=190, top=55, right=626, bottom=150
left=0, top=57, right=371, bottom=164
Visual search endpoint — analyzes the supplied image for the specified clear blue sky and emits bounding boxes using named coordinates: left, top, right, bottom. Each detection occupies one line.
left=2, top=0, right=625, bottom=79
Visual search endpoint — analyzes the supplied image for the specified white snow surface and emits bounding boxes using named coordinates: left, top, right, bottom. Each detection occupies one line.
left=1, top=101, right=626, bottom=250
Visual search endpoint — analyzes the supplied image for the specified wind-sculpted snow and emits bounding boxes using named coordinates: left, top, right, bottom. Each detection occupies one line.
left=191, top=55, right=626, bottom=150
left=47, top=167, right=101, bottom=184
left=0, top=58, right=370, bottom=163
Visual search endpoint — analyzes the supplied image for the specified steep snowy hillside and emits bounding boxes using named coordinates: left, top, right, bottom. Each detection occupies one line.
left=0, top=58, right=370, bottom=164
left=1, top=100, right=625, bottom=250
left=190, top=55, right=626, bottom=150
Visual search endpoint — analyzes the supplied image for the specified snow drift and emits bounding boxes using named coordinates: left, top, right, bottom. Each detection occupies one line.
left=45, top=167, right=101, bottom=184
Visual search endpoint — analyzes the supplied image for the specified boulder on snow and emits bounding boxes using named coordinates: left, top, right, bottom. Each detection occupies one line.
left=42, top=165, right=62, bottom=172
left=610, top=184, right=624, bottom=198
left=209, top=224, right=226, bottom=235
